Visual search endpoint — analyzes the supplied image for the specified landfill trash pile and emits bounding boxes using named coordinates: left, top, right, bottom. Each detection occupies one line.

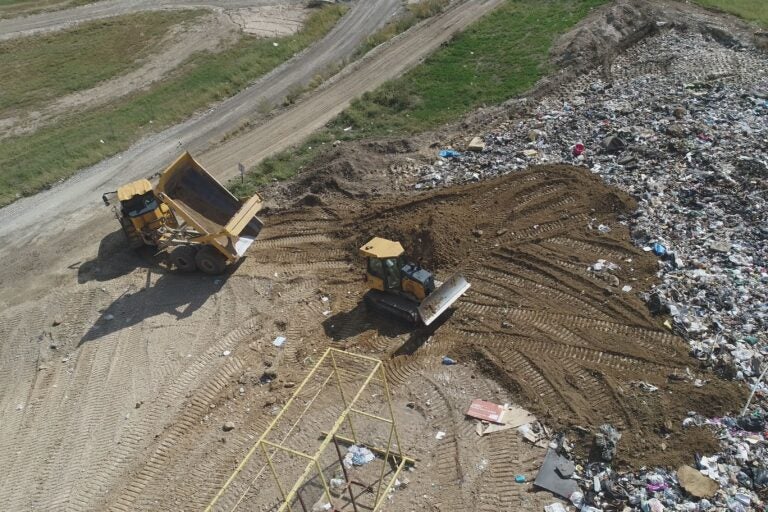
left=575, top=414, right=765, bottom=511
left=406, top=27, right=768, bottom=510
left=413, top=28, right=767, bottom=395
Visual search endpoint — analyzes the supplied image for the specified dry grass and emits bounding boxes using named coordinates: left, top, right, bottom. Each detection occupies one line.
left=693, top=0, right=768, bottom=26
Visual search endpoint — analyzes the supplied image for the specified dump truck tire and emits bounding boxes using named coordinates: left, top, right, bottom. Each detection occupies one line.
left=195, top=246, right=227, bottom=275
left=170, top=246, right=197, bottom=272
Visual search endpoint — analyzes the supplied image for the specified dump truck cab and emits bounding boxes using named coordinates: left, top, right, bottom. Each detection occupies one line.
left=112, top=179, right=176, bottom=248
left=359, top=237, right=469, bottom=325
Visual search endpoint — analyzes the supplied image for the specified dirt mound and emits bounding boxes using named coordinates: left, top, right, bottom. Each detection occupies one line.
left=240, top=165, right=749, bottom=473
left=318, top=165, right=746, bottom=468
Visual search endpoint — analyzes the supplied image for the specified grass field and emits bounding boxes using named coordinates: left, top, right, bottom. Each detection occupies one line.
left=0, top=11, right=201, bottom=116
left=693, top=0, right=768, bottom=26
left=0, top=5, right=347, bottom=206
left=232, top=0, right=607, bottom=196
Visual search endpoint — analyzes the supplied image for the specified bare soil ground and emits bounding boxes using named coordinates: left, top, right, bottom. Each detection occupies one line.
left=0, top=1, right=760, bottom=510
left=0, top=160, right=744, bottom=510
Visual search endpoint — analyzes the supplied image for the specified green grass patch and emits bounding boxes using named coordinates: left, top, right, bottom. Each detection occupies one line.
left=692, top=0, right=768, bottom=26
left=0, top=5, right=347, bottom=206
left=232, top=0, right=607, bottom=196
left=0, top=11, right=201, bottom=116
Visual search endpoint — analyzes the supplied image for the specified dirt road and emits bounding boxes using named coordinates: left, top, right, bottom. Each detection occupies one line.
left=0, top=0, right=304, bottom=40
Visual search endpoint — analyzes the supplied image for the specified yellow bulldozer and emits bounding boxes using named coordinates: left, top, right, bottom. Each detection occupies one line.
left=102, top=152, right=264, bottom=275
left=359, top=237, right=470, bottom=325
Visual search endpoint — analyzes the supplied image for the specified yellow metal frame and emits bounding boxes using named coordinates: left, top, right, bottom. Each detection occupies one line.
left=205, top=348, right=414, bottom=512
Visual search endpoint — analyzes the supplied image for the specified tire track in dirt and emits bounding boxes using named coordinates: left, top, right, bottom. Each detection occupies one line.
left=1, top=160, right=746, bottom=509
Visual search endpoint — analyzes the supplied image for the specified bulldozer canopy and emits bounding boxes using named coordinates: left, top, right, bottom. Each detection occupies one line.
left=359, top=237, right=404, bottom=259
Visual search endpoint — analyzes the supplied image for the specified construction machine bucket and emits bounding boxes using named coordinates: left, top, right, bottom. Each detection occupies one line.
left=418, top=273, right=471, bottom=326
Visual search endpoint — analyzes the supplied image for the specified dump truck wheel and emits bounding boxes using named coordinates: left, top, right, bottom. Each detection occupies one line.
left=195, top=246, right=227, bottom=275
left=170, top=246, right=197, bottom=272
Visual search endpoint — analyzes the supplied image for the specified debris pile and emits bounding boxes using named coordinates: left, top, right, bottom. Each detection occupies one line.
left=414, top=29, right=767, bottom=392
left=408, top=27, right=768, bottom=510
left=532, top=415, right=766, bottom=511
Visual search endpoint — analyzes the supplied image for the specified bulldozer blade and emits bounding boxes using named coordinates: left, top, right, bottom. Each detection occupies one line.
left=418, top=273, right=471, bottom=326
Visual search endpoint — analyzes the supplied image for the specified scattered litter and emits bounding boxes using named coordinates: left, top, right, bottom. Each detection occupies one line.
left=343, top=445, right=374, bottom=468
left=594, top=424, right=621, bottom=462
left=515, top=475, right=526, bottom=483
left=467, top=136, right=486, bottom=152
left=435, top=431, right=446, bottom=440
left=534, top=448, right=580, bottom=499
left=441, top=356, right=457, bottom=365
left=631, top=381, right=659, bottom=392
left=272, top=336, right=286, bottom=347
left=677, top=465, right=719, bottom=498
left=544, top=504, right=567, bottom=512
left=222, top=350, right=231, bottom=357
left=466, top=399, right=537, bottom=436
left=621, top=285, right=633, bottom=293
left=438, top=149, right=462, bottom=159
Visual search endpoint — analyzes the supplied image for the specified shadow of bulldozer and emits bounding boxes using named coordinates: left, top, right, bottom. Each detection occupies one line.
left=322, top=300, right=454, bottom=356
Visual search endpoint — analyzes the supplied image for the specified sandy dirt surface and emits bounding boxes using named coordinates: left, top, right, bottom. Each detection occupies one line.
left=0, top=161, right=742, bottom=510
left=0, top=0, right=759, bottom=510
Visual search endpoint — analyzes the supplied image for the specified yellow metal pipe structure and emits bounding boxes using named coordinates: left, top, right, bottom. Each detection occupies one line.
left=330, top=351, right=359, bottom=444
left=205, top=349, right=335, bottom=512
left=275, top=361, right=381, bottom=512
left=228, top=371, right=336, bottom=512
left=381, top=365, right=405, bottom=460
left=374, top=423, right=395, bottom=504
left=261, top=441, right=293, bottom=512
left=349, top=408, right=392, bottom=424
left=207, top=348, right=414, bottom=512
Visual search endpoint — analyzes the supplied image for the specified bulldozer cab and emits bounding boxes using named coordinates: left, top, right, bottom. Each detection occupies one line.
left=360, top=238, right=406, bottom=291
left=368, top=256, right=403, bottom=290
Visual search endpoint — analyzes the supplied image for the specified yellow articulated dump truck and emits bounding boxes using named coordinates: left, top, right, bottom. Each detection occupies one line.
left=102, top=152, right=263, bottom=275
